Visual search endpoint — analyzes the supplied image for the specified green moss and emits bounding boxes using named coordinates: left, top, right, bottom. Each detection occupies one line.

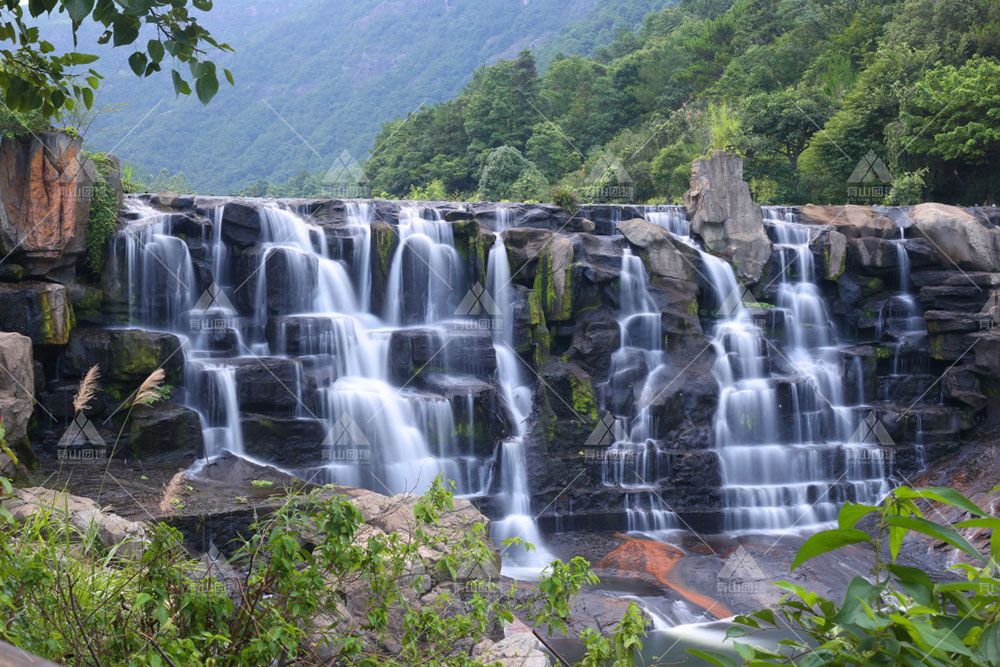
left=84, top=157, right=122, bottom=276
left=874, top=345, right=892, bottom=360
left=568, top=374, right=598, bottom=421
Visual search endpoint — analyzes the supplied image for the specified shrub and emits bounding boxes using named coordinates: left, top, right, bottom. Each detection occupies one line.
left=83, top=152, right=122, bottom=276
left=883, top=168, right=928, bottom=206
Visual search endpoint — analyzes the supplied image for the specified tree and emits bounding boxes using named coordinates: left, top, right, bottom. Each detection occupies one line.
left=525, top=122, right=581, bottom=181
left=0, top=0, right=232, bottom=118
left=478, top=145, right=545, bottom=201
left=462, top=51, right=538, bottom=150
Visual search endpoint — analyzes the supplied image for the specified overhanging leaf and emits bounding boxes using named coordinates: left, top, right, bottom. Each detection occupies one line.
left=792, top=528, right=872, bottom=570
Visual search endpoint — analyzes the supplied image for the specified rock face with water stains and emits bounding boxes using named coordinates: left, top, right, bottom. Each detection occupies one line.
left=0, top=133, right=96, bottom=279
left=684, top=151, right=772, bottom=283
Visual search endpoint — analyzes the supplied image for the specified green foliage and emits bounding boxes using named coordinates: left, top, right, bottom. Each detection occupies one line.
left=478, top=145, right=548, bottom=201
left=83, top=152, right=120, bottom=276
left=551, top=184, right=582, bottom=212
left=367, top=0, right=1000, bottom=205
left=0, top=469, right=645, bottom=666
left=0, top=106, right=50, bottom=138
left=884, top=168, right=928, bottom=206
left=406, top=178, right=449, bottom=201
left=696, top=485, right=1000, bottom=665
left=0, top=0, right=232, bottom=118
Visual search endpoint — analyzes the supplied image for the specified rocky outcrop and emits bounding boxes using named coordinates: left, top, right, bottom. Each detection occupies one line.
left=0, top=281, right=75, bottom=345
left=799, top=205, right=898, bottom=238
left=910, top=203, right=1000, bottom=272
left=3, top=486, right=148, bottom=558
left=684, top=151, right=772, bottom=283
left=0, top=332, right=34, bottom=472
left=0, top=132, right=97, bottom=279
left=60, top=328, right=184, bottom=385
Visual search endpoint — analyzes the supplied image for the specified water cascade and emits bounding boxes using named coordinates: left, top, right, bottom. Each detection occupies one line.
left=645, top=205, right=889, bottom=532
left=487, top=206, right=554, bottom=574
left=599, top=225, right=679, bottom=533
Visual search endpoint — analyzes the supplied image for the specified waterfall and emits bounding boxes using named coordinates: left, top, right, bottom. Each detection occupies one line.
left=346, top=201, right=374, bottom=311
left=644, top=205, right=889, bottom=533
left=385, top=206, right=462, bottom=325
left=487, top=210, right=554, bottom=575
left=598, top=235, right=679, bottom=534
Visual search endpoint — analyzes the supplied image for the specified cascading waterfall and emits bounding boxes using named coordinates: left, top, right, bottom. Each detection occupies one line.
left=599, top=224, right=679, bottom=533
left=115, top=199, right=495, bottom=500
left=645, top=205, right=889, bottom=532
left=487, top=205, right=554, bottom=575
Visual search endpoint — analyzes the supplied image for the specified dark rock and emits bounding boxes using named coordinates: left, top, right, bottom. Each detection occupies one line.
left=220, top=202, right=262, bottom=248
left=60, top=328, right=184, bottom=384
left=0, top=281, right=74, bottom=345
left=387, top=328, right=496, bottom=383
left=234, top=246, right=318, bottom=316
left=847, top=237, right=899, bottom=272
left=212, top=357, right=304, bottom=418
left=422, top=374, right=513, bottom=455
left=127, top=402, right=203, bottom=458
left=241, top=413, right=327, bottom=467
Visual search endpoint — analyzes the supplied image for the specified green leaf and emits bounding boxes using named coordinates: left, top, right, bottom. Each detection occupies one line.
left=686, top=649, right=739, bottom=667
left=147, top=39, right=164, bottom=63
left=193, top=0, right=213, bottom=9
left=63, top=0, right=95, bottom=23
left=111, top=15, right=140, bottom=47
left=886, top=564, right=934, bottom=606
left=224, top=68, right=234, bottom=86
left=833, top=576, right=883, bottom=626
left=978, top=623, right=1000, bottom=664
left=885, top=515, right=985, bottom=563
left=128, top=51, right=147, bottom=76
left=896, top=486, right=986, bottom=517
left=81, top=86, right=94, bottom=109
left=195, top=71, right=219, bottom=104
left=792, top=528, right=872, bottom=570
left=172, top=70, right=192, bottom=96
left=838, top=502, right=878, bottom=529
left=64, top=52, right=100, bottom=65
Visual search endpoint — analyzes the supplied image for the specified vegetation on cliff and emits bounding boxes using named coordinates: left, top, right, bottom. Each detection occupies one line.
left=362, top=0, right=1000, bottom=205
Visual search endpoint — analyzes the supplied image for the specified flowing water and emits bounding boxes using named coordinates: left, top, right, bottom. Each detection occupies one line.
left=645, top=205, right=889, bottom=533
left=115, top=198, right=549, bottom=572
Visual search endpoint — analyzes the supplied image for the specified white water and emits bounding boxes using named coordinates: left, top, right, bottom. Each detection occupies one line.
left=646, top=205, right=889, bottom=532
left=115, top=199, right=551, bottom=571
left=487, top=206, right=554, bottom=576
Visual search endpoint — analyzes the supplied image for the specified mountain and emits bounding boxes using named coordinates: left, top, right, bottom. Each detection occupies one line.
left=64, top=0, right=672, bottom=193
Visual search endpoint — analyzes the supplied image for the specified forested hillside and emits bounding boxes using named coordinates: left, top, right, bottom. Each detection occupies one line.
left=65, top=0, right=672, bottom=194
left=364, top=0, right=1000, bottom=205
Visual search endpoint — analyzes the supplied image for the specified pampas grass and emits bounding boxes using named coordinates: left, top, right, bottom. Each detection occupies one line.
left=133, top=368, right=165, bottom=407
left=73, top=365, right=100, bottom=414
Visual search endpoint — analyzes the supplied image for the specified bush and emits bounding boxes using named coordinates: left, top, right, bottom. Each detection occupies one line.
left=551, top=184, right=581, bottom=211
left=406, top=178, right=449, bottom=201
left=478, top=145, right=547, bottom=201
left=695, top=485, right=1000, bottom=665
left=0, top=464, right=646, bottom=665
left=883, top=168, right=928, bottom=206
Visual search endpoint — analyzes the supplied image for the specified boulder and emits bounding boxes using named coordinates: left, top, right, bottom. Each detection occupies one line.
left=539, top=360, right=599, bottom=452
left=910, top=203, right=1000, bottom=272
left=152, top=192, right=195, bottom=209
left=617, top=219, right=690, bottom=281
left=0, top=132, right=96, bottom=278
left=847, top=237, right=900, bottom=272
left=422, top=374, right=513, bottom=453
left=234, top=246, right=318, bottom=316
left=799, top=205, right=897, bottom=238
left=503, top=228, right=554, bottom=287
left=532, top=234, right=574, bottom=322
left=0, top=332, right=34, bottom=453
left=683, top=151, right=772, bottom=283
left=60, top=328, right=184, bottom=384
left=220, top=201, right=262, bottom=248
left=241, top=414, right=327, bottom=467
left=387, top=328, right=496, bottom=383
left=370, top=220, right=399, bottom=316
left=0, top=281, right=75, bottom=345
left=472, top=632, right=550, bottom=667
left=3, top=487, right=148, bottom=558
left=127, top=402, right=204, bottom=458
left=218, top=357, right=304, bottom=418
left=822, top=229, right=848, bottom=280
